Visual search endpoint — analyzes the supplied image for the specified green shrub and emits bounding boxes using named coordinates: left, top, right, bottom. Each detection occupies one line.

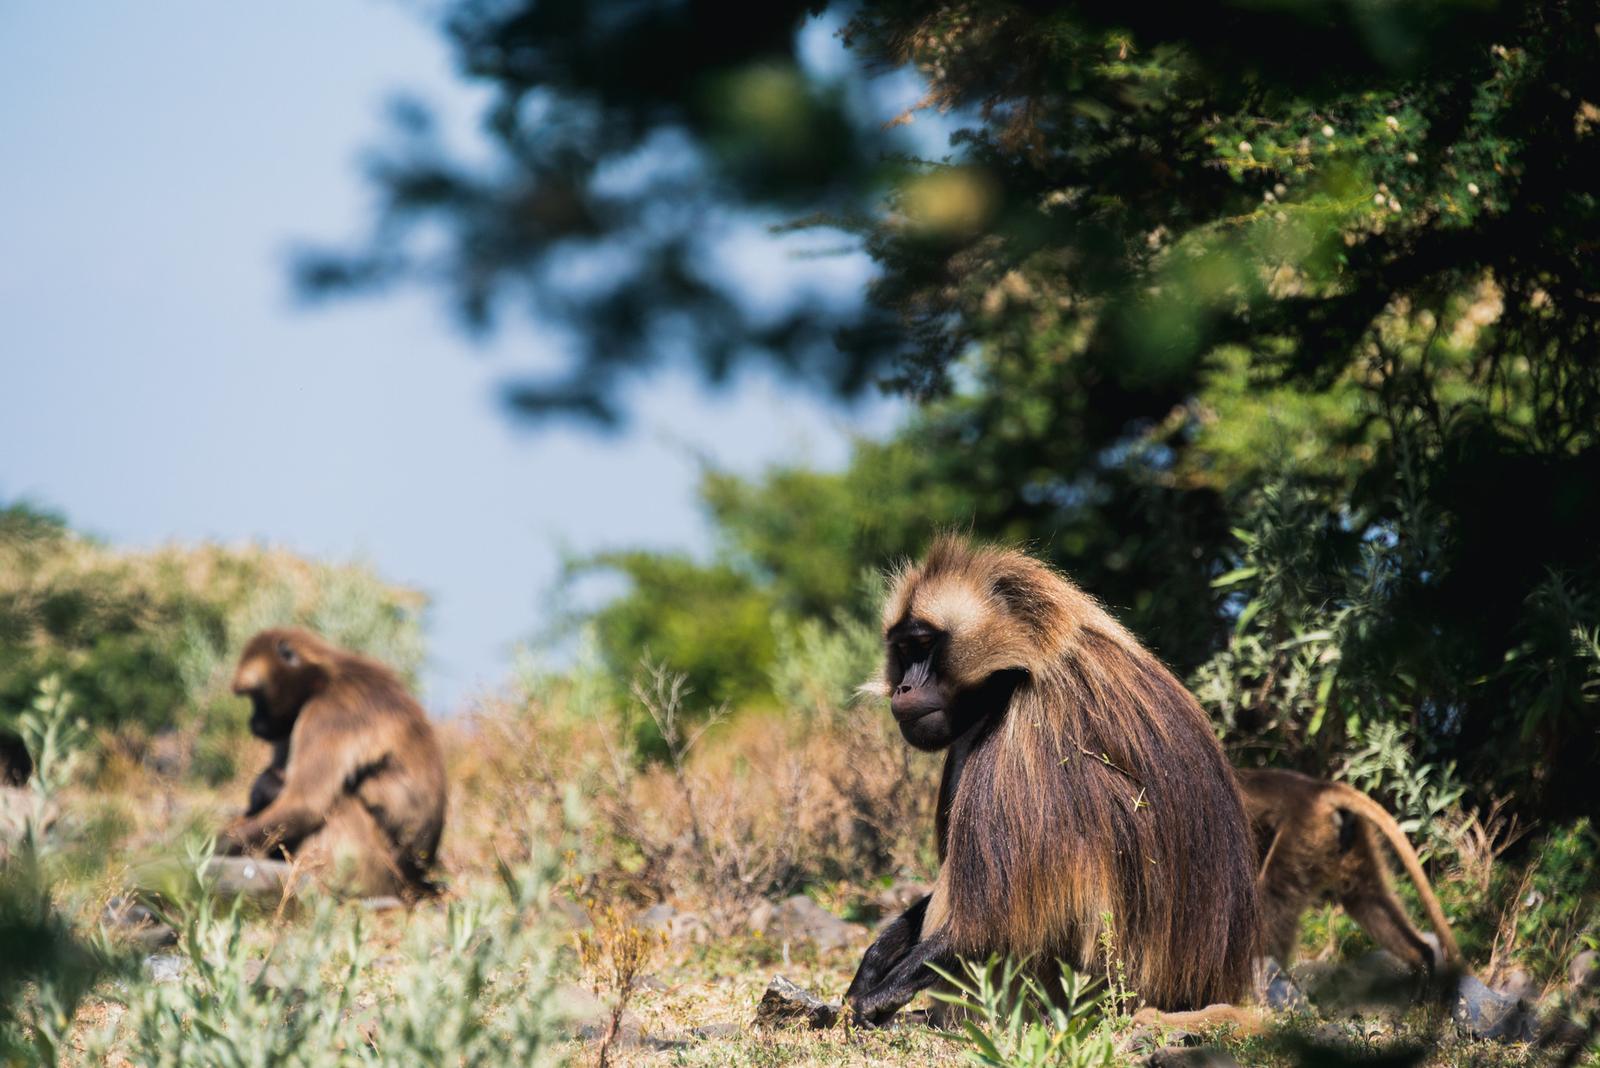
left=92, top=840, right=566, bottom=1068
left=929, top=956, right=1118, bottom=1068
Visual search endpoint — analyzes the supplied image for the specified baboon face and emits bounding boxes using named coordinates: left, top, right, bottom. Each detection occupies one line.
left=884, top=614, right=1025, bottom=751
left=232, top=629, right=327, bottom=741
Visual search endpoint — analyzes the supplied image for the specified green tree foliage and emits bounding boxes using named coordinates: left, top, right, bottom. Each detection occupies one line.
left=573, top=551, right=779, bottom=723
left=315, top=0, right=1600, bottom=820
left=293, top=0, right=911, bottom=424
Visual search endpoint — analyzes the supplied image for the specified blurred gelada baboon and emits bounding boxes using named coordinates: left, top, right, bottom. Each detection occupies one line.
left=220, top=628, right=446, bottom=899
left=844, top=536, right=1259, bottom=1025
left=1239, top=768, right=1461, bottom=975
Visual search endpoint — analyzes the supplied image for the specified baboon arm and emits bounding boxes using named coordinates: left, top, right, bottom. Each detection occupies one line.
left=845, top=895, right=930, bottom=1005
left=222, top=715, right=383, bottom=853
left=846, top=925, right=955, bottom=1026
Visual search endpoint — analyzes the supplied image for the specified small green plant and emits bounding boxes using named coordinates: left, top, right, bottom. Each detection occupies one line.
left=575, top=903, right=666, bottom=1068
left=14, top=675, right=86, bottom=852
left=1093, top=915, right=1135, bottom=1023
left=0, top=675, right=111, bottom=1067
left=930, top=956, right=1118, bottom=1068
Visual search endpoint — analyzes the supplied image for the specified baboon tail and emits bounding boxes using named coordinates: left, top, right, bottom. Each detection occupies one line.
left=1328, top=783, right=1462, bottom=971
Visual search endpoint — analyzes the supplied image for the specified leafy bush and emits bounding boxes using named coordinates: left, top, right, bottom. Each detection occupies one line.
left=568, top=551, right=779, bottom=753
left=769, top=609, right=881, bottom=717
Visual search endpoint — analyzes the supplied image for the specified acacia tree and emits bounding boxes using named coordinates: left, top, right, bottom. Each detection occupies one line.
left=306, top=0, right=1600, bottom=818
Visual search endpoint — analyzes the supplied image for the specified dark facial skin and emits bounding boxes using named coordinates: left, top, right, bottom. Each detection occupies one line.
left=886, top=618, right=1024, bottom=751
left=887, top=619, right=957, bottom=750
left=235, top=637, right=319, bottom=742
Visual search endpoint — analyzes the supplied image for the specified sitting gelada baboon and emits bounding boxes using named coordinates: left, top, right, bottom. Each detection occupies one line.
left=220, top=628, right=447, bottom=899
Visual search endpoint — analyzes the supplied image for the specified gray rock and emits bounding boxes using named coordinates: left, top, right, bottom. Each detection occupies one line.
left=143, top=953, right=189, bottom=984
left=1453, top=973, right=1539, bottom=1042
left=203, top=856, right=297, bottom=897
left=689, top=1022, right=742, bottom=1040
left=1256, top=956, right=1308, bottom=1012
left=634, top=902, right=709, bottom=945
left=1498, top=967, right=1539, bottom=1003
left=874, top=881, right=931, bottom=915
left=753, top=976, right=840, bottom=1030
left=102, top=896, right=178, bottom=948
left=1293, top=949, right=1418, bottom=1013
left=1569, top=949, right=1598, bottom=993
left=748, top=895, right=865, bottom=953
left=359, top=896, right=405, bottom=912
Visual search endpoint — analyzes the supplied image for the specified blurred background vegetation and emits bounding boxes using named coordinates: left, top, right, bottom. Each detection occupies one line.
left=3, top=0, right=1598, bottom=1058
left=0, top=501, right=424, bottom=784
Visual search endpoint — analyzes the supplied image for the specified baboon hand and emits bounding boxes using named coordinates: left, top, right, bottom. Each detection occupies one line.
left=845, top=987, right=907, bottom=1028
left=215, top=824, right=249, bottom=856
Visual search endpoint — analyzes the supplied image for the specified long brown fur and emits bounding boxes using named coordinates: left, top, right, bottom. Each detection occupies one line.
left=1239, top=768, right=1461, bottom=973
left=220, top=628, right=447, bottom=899
left=885, top=537, right=1259, bottom=1011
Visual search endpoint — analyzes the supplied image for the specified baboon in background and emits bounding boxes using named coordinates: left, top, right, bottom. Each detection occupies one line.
left=845, top=537, right=1259, bottom=1025
left=0, top=729, right=31, bottom=786
left=1238, top=768, right=1461, bottom=975
left=220, top=628, right=447, bottom=898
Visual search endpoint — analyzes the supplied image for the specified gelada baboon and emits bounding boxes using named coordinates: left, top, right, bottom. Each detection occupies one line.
left=845, top=537, right=1259, bottom=1025
left=219, top=628, right=447, bottom=898
left=1239, top=768, right=1461, bottom=975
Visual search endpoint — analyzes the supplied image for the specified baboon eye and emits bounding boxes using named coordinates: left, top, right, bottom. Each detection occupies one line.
left=277, top=640, right=297, bottom=665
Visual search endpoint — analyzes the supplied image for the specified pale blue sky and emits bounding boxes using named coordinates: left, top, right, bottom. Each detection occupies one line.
left=0, top=2, right=905, bottom=710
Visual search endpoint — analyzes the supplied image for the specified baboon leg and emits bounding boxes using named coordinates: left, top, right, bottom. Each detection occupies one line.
left=296, top=800, right=405, bottom=898
left=846, top=926, right=955, bottom=1027
left=1132, top=1003, right=1264, bottom=1036
left=1260, top=892, right=1306, bottom=966
left=1339, top=887, right=1434, bottom=971
left=846, top=895, right=929, bottom=1005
